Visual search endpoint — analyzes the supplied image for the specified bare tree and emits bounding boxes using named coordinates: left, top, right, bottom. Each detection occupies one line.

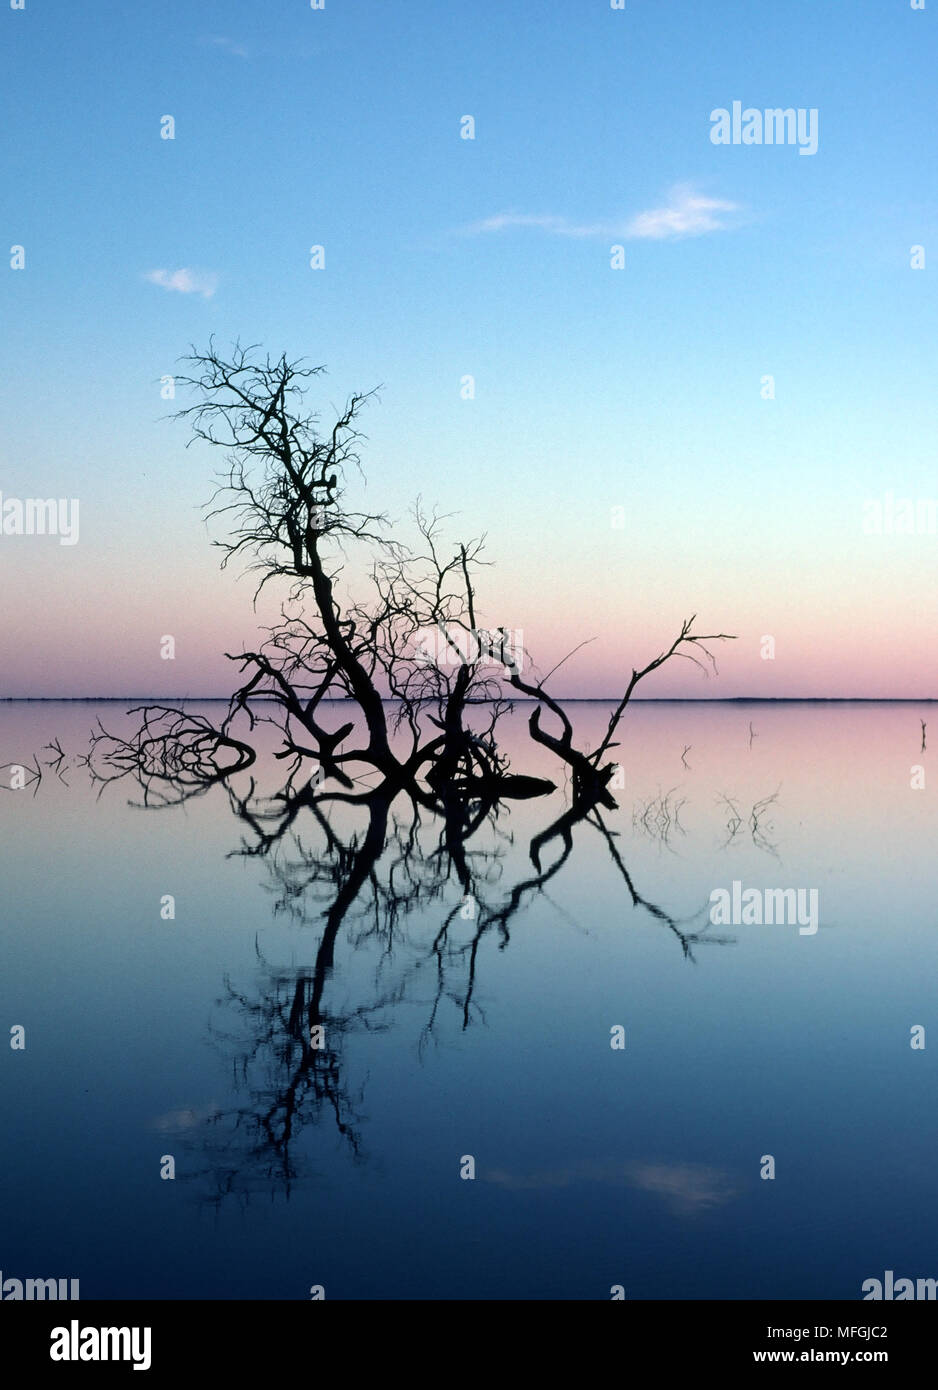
left=82, top=341, right=734, bottom=825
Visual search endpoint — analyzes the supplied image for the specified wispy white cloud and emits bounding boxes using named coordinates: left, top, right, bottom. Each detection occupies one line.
left=201, top=35, right=323, bottom=61
left=470, top=212, right=590, bottom=237
left=466, top=185, right=740, bottom=242
left=467, top=211, right=611, bottom=239
left=144, top=268, right=219, bottom=299
left=206, top=36, right=249, bottom=59
left=623, top=184, right=739, bottom=240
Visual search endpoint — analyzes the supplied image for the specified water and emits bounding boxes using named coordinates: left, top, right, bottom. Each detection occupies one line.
left=1, top=700, right=935, bottom=1300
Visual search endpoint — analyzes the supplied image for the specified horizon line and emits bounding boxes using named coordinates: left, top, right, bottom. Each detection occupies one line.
left=2, top=696, right=937, bottom=705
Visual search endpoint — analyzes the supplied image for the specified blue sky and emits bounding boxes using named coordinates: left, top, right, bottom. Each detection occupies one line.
left=2, top=0, right=937, bottom=696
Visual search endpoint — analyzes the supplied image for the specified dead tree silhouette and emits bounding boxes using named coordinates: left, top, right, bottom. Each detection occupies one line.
left=79, top=341, right=733, bottom=815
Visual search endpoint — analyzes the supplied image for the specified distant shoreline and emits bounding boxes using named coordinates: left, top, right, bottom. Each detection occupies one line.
left=1, top=697, right=935, bottom=706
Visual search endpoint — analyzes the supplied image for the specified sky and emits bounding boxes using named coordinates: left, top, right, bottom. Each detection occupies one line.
left=1, top=0, right=937, bottom=698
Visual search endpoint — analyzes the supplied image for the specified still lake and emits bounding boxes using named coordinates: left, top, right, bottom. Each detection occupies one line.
left=1, top=699, right=935, bottom=1300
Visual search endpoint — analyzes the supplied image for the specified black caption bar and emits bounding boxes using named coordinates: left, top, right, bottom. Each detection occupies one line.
left=1, top=1300, right=932, bottom=1377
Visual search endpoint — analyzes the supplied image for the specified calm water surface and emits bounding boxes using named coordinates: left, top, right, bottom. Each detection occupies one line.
left=1, top=701, right=935, bottom=1299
